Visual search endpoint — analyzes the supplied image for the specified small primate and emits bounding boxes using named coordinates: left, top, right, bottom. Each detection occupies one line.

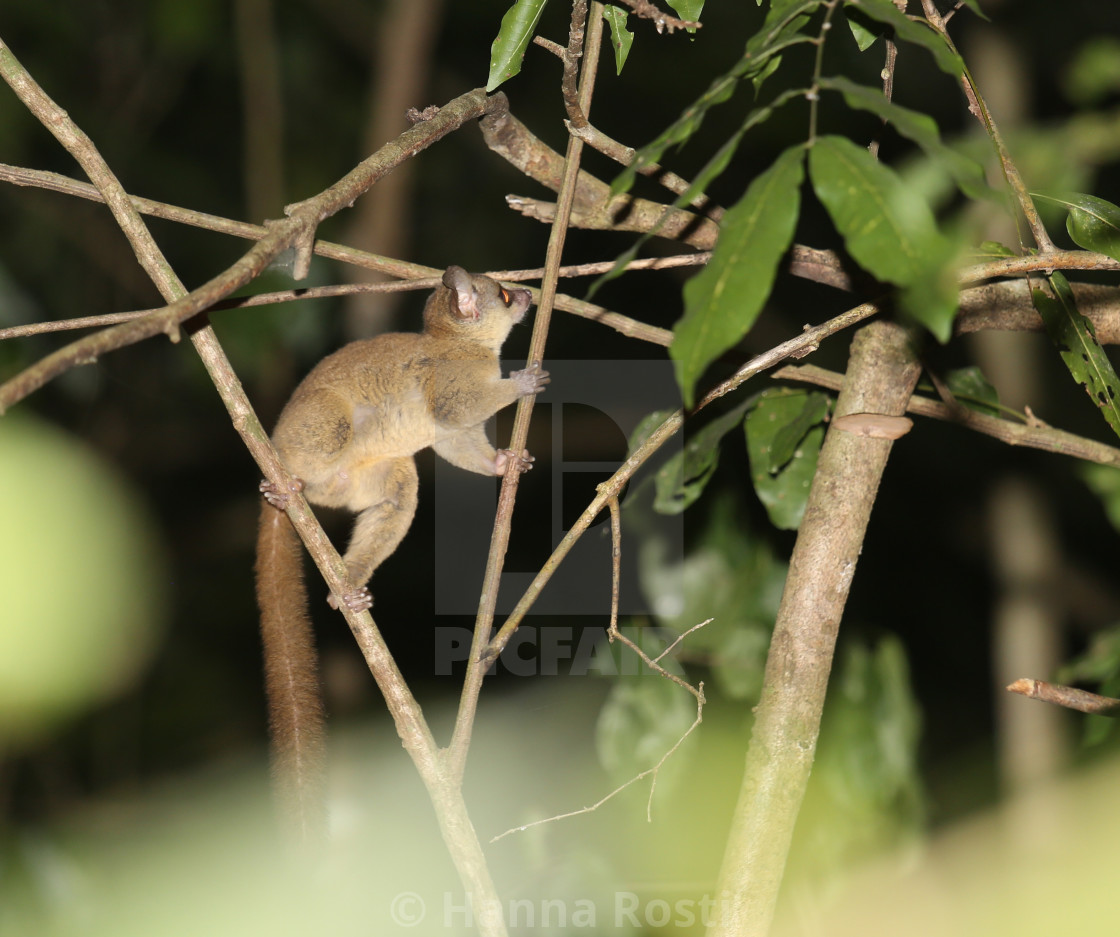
left=255, top=266, right=548, bottom=836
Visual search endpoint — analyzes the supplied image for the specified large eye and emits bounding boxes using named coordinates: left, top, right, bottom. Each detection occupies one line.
left=499, top=287, right=511, bottom=305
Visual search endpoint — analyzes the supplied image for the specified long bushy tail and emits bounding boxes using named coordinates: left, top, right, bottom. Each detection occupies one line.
left=255, top=501, right=327, bottom=841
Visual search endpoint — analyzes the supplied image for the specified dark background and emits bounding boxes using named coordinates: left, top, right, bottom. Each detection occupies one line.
left=2, top=0, right=1119, bottom=883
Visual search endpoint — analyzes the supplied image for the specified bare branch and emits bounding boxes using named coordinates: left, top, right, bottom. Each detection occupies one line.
left=1007, top=679, right=1120, bottom=717
left=447, top=0, right=603, bottom=785
left=610, top=0, right=700, bottom=34
left=0, top=87, right=496, bottom=412
left=775, top=362, right=1120, bottom=467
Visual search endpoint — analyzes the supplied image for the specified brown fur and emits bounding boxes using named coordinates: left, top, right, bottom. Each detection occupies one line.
left=255, top=267, right=547, bottom=835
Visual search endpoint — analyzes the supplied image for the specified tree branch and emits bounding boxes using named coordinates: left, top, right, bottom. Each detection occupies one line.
left=710, top=321, right=922, bottom=937
left=447, top=0, right=601, bottom=785
left=0, top=36, right=509, bottom=932
left=0, top=86, right=496, bottom=412
left=1007, top=678, right=1120, bottom=716
left=775, top=362, right=1120, bottom=467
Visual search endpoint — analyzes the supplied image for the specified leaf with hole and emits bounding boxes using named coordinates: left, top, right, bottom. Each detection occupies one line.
left=672, top=145, right=805, bottom=407
left=603, top=6, right=634, bottom=73
left=486, top=0, right=548, bottom=92
left=1031, top=271, right=1120, bottom=442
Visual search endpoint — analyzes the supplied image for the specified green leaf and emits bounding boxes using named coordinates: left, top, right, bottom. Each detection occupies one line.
left=653, top=401, right=751, bottom=514
left=974, top=239, right=1017, bottom=259
left=1035, top=192, right=1120, bottom=263
left=638, top=490, right=786, bottom=701
left=819, top=76, right=990, bottom=201
left=1031, top=271, right=1120, bottom=442
left=945, top=366, right=1001, bottom=416
left=1064, top=37, right=1120, bottom=105
left=810, top=136, right=938, bottom=285
left=673, top=145, right=805, bottom=406
left=1080, top=463, right=1120, bottom=533
left=809, top=135, right=958, bottom=340
left=666, top=0, right=704, bottom=22
left=767, top=389, right=831, bottom=471
left=745, top=388, right=828, bottom=530
left=847, top=0, right=964, bottom=77
left=844, top=7, right=881, bottom=52
left=486, top=0, right=548, bottom=92
left=603, top=6, right=634, bottom=74
left=611, top=0, right=818, bottom=197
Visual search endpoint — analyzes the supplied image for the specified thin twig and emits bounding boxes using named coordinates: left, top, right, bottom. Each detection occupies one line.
left=610, top=0, right=700, bottom=33
left=1007, top=678, right=1120, bottom=717
left=774, top=362, right=1120, bottom=466
left=868, top=36, right=898, bottom=159
left=0, top=87, right=497, bottom=412
left=490, top=491, right=706, bottom=838
left=566, top=122, right=720, bottom=217
left=490, top=690, right=704, bottom=842
left=447, top=0, right=602, bottom=785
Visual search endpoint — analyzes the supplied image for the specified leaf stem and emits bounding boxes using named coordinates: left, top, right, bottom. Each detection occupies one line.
left=806, top=0, right=843, bottom=145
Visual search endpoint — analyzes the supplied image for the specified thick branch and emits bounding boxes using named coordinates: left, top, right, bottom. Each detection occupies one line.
left=480, top=106, right=720, bottom=250
left=711, top=321, right=922, bottom=937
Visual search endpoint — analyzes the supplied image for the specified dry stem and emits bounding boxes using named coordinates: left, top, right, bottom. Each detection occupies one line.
left=447, top=0, right=601, bottom=785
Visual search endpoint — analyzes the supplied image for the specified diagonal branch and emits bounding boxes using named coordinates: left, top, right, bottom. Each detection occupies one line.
left=0, top=86, right=496, bottom=412
left=0, top=36, right=507, bottom=933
